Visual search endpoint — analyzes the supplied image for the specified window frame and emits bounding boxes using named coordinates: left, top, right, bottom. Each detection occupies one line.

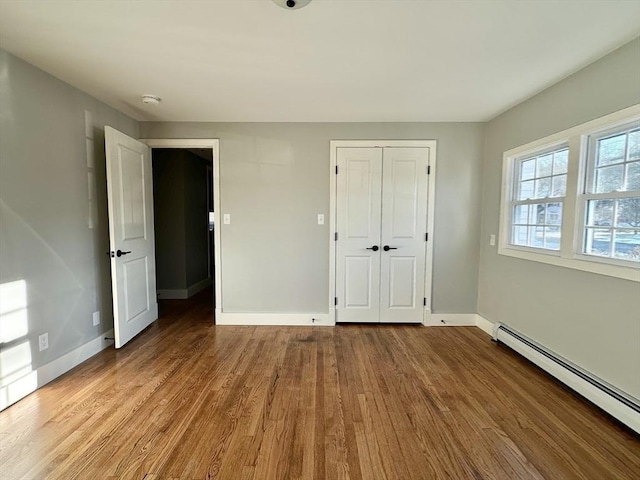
left=498, top=105, right=640, bottom=282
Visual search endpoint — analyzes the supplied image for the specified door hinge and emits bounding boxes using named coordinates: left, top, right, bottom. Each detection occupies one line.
left=423, top=297, right=427, bottom=306
left=334, top=297, right=338, bottom=306
left=335, top=232, right=338, bottom=241
left=427, top=165, right=431, bottom=175
left=425, top=233, right=429, bottom=241
left=335, top=165, right=338, bottom=174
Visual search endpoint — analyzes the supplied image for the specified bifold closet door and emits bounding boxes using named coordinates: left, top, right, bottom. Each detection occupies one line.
left=335, top=147, right=383, bottom=323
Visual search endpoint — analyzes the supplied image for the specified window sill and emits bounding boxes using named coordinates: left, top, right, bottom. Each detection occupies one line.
left=497, top=245, right=640, bottom=282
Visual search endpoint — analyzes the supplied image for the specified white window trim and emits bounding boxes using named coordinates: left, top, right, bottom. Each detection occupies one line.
left=498, top=105, right=640, bottom=282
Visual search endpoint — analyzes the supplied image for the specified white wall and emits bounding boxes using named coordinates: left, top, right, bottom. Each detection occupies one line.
left=141, top=122, right=485, bottom=315
left=478, top=38, right=640, bottom=399
left=0, top=50, right=139, bottom=397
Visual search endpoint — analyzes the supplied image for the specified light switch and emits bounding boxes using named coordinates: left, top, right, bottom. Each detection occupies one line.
left=489, top=234, right=496, bottom=246
left=317, top=214, right=324, bottom=225
left=224, top=214, right=231, bottom=225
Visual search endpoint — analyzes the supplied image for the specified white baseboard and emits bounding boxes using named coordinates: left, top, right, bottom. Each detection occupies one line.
left=215, top=310, right=333, bottom=326
left=475, top=314, right=494, bottom=336
left=157, top=289, right=188, bottom=299
left=428, top=313, right=478, bottom=326
left=158, top=278, right=212, bottom=300
left=187, top=278, right=212, bottom=297
left=0, top=329, right=114, bottom=411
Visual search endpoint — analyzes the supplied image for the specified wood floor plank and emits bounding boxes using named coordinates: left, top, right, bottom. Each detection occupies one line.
left=1, top=290, right=639, bottom=479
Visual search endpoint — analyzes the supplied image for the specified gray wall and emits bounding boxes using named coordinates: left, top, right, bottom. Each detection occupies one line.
left=153, top=149, right=209, bottom=291
left=141, top=123, right=485, bottom=314
left=184, top=153, right=209, bottom=287
left=0, top=51, right=139, bottom=377
left=153, top=150, right=186, bottom=290
left=478, top=38, right=640, bottom=399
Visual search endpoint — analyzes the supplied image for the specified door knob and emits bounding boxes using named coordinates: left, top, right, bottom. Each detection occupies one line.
left=116, top=249, right=131, bottom=257
left=366, top=245, right=379, bottom=251
left=383, top=245, right=398, bottom=251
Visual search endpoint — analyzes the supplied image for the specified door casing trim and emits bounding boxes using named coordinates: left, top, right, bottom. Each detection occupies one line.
left=329, top=140, right=438, bottom=326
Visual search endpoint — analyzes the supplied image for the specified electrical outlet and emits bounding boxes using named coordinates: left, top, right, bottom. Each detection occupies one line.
left=39, top=332, right=49, bottom=351
left=93, top=311, right=100, bottom=326
left=317, top=214, right=324, bottom=225
left=223, top=214, right=231, bottom=225
left=489, top=234, right=496, bottom=246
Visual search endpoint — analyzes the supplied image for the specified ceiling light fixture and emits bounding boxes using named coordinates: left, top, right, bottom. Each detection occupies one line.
left=272, top=0, right=312, bottom=10
left=141, top=94, right=161, bottom=105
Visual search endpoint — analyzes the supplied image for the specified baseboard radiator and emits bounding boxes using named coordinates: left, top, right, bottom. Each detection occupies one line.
left=492, top=323, right=640, bottom=434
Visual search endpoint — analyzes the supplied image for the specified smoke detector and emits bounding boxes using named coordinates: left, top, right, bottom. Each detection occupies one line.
left=141, top=94, right=161, bottom=105
left=272, top=0, right=312, bottom=10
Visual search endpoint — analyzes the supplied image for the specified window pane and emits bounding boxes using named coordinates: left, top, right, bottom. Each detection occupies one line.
left=513, top=205, right=529, bottom=224
left=544, top=226, right=561, bottom=250
left=520, top=159, right=535, bottom=181
left=535, top=177, right=551, bottom=198
left=551, top=174, right=566, bottom=197
left=518, top=180, right=534, bottom=200
left=546, top=202, right=562, bottom=225
left=595, top=164, right=624, bottom=193
left=533, top=203, right=546, bottom=224
left=626, top=161, right=640, bottom=191
left=614, top=230, right=640, bottom=261
left=597, top=134, right=626, bottom=166
left=584, top=228, right=612, bottom=257
left=615, top=197, right=640, bottom=228
left=537, top=154, right=553, bottom=177
left=553, top=150, right=568, bottom=174
left=530, top=226, right=544, bottom=248
left=586, top=199, right=614, bottom=227
left=512, top=226, right=528, bottom=245
left=628, top=130, right=640, bottom=161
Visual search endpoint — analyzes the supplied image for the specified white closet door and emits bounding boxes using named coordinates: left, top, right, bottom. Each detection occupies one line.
left=335, top=147, right=383, bottom=323
left=379, top=147, right=429, bottom=324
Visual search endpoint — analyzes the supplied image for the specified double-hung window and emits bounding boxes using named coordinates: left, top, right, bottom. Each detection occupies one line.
left=580, top=124, right=640, bottom=262
left=499, top=105, right=640, bottom=281
left=511, top=146, right=567, bottom=251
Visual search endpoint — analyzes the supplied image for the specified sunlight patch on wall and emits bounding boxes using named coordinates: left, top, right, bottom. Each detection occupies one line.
left=0, top=340, right=35, bottom=410
left=0, top=279, right=28, bottom=343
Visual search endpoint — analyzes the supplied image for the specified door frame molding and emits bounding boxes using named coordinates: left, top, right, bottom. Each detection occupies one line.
left=329, top=140, right=437, bottom=326
left=141, top=138, right=222, bottom=321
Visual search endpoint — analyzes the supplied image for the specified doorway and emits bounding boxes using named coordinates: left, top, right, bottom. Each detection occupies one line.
left=142, top=139, right=222, bottom=319
left=329, top=141, right=437, bottom=325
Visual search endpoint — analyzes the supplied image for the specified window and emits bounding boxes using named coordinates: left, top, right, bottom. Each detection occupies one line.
left=499, top=105, right=640, bottom=282
left=581, top=125, right=640, bottom=262
left=511, top=147, right=567, bottom=251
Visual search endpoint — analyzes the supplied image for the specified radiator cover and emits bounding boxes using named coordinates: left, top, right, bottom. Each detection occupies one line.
left=492, top=322, right=640, bottom=434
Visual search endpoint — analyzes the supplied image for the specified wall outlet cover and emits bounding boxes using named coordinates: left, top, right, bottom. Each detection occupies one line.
left=39, top=332, right=49, bottom=351
left=317, top=214, right=324, bottom=225
left=93, top=311, right=100, bottom=326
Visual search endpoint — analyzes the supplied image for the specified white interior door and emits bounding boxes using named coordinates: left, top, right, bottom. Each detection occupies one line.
left=335, top=147, right=383, bottom=323
left=105, top=126, right=158, bottom=348
left=379, top=148, right=429, bottom=323
left=335, top=146, right=429, bottom=324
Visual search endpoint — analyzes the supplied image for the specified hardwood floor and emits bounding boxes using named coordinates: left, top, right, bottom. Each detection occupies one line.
left=1, top=291, right=638, bottom=479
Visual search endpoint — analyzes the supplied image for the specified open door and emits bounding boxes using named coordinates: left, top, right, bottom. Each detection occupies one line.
left=105, top=127, right=158, bottom=348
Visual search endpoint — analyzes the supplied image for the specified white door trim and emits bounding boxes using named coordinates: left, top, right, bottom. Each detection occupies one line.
left=329, top=140, right=437, bottom=326
left=141, top=138, right=222, bottom=321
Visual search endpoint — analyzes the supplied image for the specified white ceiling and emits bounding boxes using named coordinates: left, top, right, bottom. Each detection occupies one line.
left=0, top=0, right=638, bottom=122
